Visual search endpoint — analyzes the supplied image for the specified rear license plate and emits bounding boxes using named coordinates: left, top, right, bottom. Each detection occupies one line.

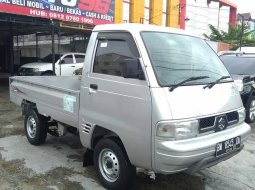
left=216, top=136, right=241, bottom=157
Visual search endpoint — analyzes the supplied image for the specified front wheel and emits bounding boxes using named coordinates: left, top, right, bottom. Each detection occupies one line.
left=246, top=96, right=255, bottom=123
left=94, top=138, right=136, bottom=190
left=41, top=71, right=53, bottom=76
left=24, top=109, right=48, bottom=145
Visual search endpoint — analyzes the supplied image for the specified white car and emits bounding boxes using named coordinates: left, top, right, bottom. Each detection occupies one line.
left=236, top=47, right=255, bottom=53
left=18, top=53, right=86, bottom=76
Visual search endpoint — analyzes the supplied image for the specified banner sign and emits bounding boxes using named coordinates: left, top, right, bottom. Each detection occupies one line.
left=0, top=0, right=115, bottom=25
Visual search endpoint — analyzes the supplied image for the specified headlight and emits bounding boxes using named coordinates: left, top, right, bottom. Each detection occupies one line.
left=238, top=108, right=246, bottom=123
left=156, top=120, right=199, bottom=140
left=19, top=67, right=40, bottom=72
left=32, top=68, right=40, bottom=72
left=234, top=80, right=244, bottom=92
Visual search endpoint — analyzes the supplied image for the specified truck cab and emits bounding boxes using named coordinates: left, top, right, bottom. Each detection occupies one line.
left=79, top=24, right=250, bottom=181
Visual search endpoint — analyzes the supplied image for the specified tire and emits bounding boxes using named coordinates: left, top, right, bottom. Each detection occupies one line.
left=246, top=96, right=255, bottom=123
left=24, top=109, right=48, bottom=145
left=41, top=72, right=53, bottom=76
left=93, top=138, right=136, bottom=190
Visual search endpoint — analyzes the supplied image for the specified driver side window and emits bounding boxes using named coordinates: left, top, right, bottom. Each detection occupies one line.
left=93, top=33, right=140, bottom=78
left=61, top=55, right=74, bottom=64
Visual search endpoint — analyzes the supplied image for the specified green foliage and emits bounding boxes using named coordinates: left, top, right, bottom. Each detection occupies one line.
left=203, top=23, right=255, bottom=48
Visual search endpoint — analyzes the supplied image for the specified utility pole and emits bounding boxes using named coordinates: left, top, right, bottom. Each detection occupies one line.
left=51, top=19, right=55, bottom=75
left=238, top=14, right=244, bottom=52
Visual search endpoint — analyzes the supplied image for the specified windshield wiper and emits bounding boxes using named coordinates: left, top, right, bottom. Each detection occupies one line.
left=169, top=76, right=209, bottom=92
left=203, top=76, right=231, bottom=89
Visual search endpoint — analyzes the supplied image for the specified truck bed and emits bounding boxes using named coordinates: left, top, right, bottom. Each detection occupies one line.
left=10, top=76, right=81, bottom=128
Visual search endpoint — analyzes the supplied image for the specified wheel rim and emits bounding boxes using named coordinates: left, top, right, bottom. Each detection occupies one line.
left=26, top=116, right=37, bottom=138
left=249, top=100, right=255, bottom=121
left=98, top=148, right=120, bottom=182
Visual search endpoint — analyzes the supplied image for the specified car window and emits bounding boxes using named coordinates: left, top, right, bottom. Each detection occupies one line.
left=75, top=54, right=85, bottom=63
left=220, top=55, right=255, bottom=75
left=41, top=54, right=60, bottom=63
left=61, top=55, right=73, bottom=64
left=93, top=38, right=139, bottom=77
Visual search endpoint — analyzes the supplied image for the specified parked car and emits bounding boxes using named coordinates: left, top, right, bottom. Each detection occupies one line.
left=236, top=46, right=255, bottom=53
left=220, top=53, right=255, bottom=123
left=10, top=24, right=251, bottom=189
left=18, top=53, right=85, bottom=76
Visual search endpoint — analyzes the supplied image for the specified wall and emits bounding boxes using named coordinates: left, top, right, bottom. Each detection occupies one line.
left=121, top=0, right=179, bottom=28
left=185, top=0, right=230, bottom=37
left=118, top=0, right=235, bottom=37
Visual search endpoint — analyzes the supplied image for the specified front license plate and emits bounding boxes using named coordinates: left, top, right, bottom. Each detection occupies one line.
left=216, top=136, right=241, bottom=157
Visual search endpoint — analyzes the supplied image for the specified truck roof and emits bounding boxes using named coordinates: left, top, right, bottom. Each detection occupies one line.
left=93, top=23, right=199, bottom=38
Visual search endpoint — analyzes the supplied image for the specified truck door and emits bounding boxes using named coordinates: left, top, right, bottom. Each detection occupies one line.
left=79, top=32, right=152, bottom=169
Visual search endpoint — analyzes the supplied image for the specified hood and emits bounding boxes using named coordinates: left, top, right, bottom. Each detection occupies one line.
left=163, top=82, right=242, bottom=119
left=21, top=62, right=53, bottom=69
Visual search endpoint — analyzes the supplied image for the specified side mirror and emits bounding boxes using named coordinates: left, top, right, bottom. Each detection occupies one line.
left=243, top=76, right=250, bottom=83
left=60, top=59, right=65, bottom=64
left=243, top=76, right=255, bottom=83
left=121, top=58, right=145, bottom=80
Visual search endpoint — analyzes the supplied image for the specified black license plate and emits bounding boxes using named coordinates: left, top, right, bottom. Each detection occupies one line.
left=216, top=136, right=241, bottom=157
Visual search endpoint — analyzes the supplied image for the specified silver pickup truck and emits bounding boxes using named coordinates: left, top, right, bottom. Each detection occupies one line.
left=10, top=24, right=251, bottom=190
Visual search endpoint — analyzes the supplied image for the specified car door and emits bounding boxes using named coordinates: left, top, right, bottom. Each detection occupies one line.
left=79, top=32, right=152, bottom=169
left=74, top=54, right=85, bottom=73
left=59, top=54, right=75, bottom=76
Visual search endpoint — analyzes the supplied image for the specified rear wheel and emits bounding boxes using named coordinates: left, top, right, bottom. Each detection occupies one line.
left=246, top=96, right=255, bottom=123
left=94, top=138, right=136, bottom=190
left=24, top=109, right=48, bottom=145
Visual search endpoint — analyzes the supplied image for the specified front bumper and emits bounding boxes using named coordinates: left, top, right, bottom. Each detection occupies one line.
left=154, top=122, right=251, bottom=174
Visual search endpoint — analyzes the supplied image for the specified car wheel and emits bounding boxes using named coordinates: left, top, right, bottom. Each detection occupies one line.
left=41, top=72, right=53, bottom=76
left=94, top=138, right=136, bottom=190
left=24, top=109, right=48, bottom=145
left=246, top=96, right=255, bottom=123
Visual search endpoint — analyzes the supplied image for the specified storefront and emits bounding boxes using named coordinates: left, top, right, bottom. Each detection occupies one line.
left=0, top=0, right=115, bottom=75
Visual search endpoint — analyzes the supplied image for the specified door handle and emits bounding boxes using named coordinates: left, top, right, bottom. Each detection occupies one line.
left=90, top=84, right=98, bottom=90
left=71, top=65, right=75, bottom=67
left=89, top=84, right=98, bottom=94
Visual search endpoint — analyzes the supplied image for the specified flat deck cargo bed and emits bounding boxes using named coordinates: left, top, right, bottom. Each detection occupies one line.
left=10, top=76, right=81, bottom=127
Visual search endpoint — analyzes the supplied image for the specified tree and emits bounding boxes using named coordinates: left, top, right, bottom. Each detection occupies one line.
left=203, top=23, right=255, bottom=48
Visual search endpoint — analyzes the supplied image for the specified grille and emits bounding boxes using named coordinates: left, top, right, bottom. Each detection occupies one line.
left=226, top=111, right=238, bottom=124
left=19, top=68, right=35, bottom=73
left=81, top=122, right=92, bottom=134
left=199, top=116, right=215, bottom=133
left=199, top=111, right=239, bottom=133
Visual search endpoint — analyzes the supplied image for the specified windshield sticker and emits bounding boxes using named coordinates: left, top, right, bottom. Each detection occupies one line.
left=63, top=95, right=76, bottom=113
left=100, top=42, right=108, bottom=48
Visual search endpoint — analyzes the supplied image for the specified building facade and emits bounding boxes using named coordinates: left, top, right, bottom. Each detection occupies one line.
left=116, top=0, right=237, bottom=37
left=237, top=13, right=255, bottom=37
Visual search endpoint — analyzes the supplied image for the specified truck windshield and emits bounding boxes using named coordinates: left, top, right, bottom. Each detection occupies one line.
left=141, top=32, right=230, bottom=86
